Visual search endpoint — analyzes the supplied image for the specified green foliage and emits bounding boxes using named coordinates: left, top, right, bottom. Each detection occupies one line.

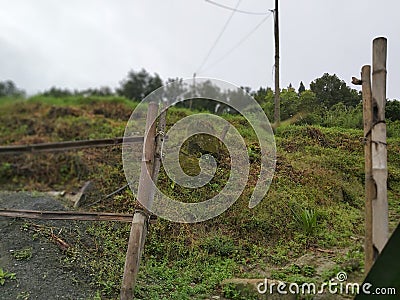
left=320, top=265, right=344, bottom=282
left=251, top=86, right=270, bottom=105
left=201, top=235, right=238, bottom=257
left=336, top=247, right=363, bottom=273
left=62, top=222, right=130, bottom=297
left=298, top=90, right=318, bottom=113
left=292, top=207, right=318, bottom=236
left=310, top=73, right=361, bottom=108
left=388, top=120, right=400, bottom=138
left=280, top=87, right=299, bottom=120
left=117, top=68, right=163, bottom=101
left=27, top=94, right=136, bottom=108
left=262, top=84, right=363, bottom=129
left=320, top=102, right=363, bottom=129
left=0, top=268, right=16, bottom=285
left=41, top=86, right=115, bottom=98
left=134, top=257, right=237, bottom=299
left=270, top=264, right=316, bottom=284
left=42, top=87, right=74, bottom=97
left=0, top=80, right=25, bottom=98
left=298, top=81, right=306, bottom=94
left=222, top=282, right=258, bottom=300
left=386, top=99, right=400, bottom=121
left=76, top=86, right=114, bottom=97
left=1, top=96, right=399, bottom=299
left=12, top=247, right=32, bottom=261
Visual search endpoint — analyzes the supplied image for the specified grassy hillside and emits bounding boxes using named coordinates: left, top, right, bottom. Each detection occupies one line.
left=0, top=96, right=399, bottom=299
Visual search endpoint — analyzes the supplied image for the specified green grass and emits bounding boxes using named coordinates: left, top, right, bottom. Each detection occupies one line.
left=0, top=96, right=399, bottom=299
left=27, top=95, right=137, bottom=108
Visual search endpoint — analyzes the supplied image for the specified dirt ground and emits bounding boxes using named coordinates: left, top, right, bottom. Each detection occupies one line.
left=0, top=191, right=98, bottom=300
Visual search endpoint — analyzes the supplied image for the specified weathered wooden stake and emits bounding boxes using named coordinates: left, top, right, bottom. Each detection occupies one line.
left=73, top=180, right=92, bottom=208
left=120, top=102, right=159, bottom=300
left=361, top=65, right=374, bottom=273
left=371, top=37, right=388, bottom=257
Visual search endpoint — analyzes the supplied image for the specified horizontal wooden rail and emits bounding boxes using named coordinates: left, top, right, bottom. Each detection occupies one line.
left=0, top=136, right=143, bottom=154
left=0, top=209, right=134, bottom=222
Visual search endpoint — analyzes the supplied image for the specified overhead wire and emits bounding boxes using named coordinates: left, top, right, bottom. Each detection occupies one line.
left=196, top=0, right=242, bottom=75
left=205, top=0, right=270, bottom=15
left=200, top=11, right=273, bottom=73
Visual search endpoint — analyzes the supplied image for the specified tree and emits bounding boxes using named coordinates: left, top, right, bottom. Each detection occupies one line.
left=261, top=87, right=274, bottom=121
left=298, top=81, right=306, bottom=94
left=386, top=99, right=400, bottom=121
left=0, top=80, right=25, bottom=98
left=251, top=87, right=268, bottom=105
left=117, top=68, right=163, bottom=101
left=310, top=73, right=361, bottom=109
left=163, top=78, right=189, bottom=105
left=77, top=86, right=114, bottom=97
left=280, top=87, right=299, bottom=120
left=42, top=87, right=73, bottom=97
left=192, top=80, right=222, bottom=112
left=298, top=90, right=318, bottom=112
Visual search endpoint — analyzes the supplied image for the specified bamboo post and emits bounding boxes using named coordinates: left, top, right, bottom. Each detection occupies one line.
left=120, top=102, right=159, bottom=300
left=120, top=209, right=149, bottom=299
left=371, top=37, right=388, bottom=256
left=361, top=65, right=374, bottom=273
left=149, top=107, right=167, bottom=204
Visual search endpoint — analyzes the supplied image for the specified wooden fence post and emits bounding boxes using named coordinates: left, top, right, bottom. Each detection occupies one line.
left=120, top=102, right=159, bottom=300
left=371, top=37, right=388, bottom=257
left=361, top=65, right=374, bottom=273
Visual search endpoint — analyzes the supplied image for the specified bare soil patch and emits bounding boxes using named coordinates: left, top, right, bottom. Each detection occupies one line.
left=0, top=191, right=97, bottom=299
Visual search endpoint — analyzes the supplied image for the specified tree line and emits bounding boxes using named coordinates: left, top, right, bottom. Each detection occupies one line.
left=1, top=69, right=399, bottom=127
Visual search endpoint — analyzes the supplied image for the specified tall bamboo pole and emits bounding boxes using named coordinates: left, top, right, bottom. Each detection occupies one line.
left=371, top=37, right=388, bottom=256
left=361, top=65, right=374, bottom=273
left=120, top=102, right=159, bottom=300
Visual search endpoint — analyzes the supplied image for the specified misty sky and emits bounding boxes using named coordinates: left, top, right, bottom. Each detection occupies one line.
left=0, top=0, right=399, bottom=99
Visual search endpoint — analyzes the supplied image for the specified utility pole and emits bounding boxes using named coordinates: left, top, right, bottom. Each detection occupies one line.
left=273, top=0, right=280, bottom=126
left=190, top=73, right=196, bottom=110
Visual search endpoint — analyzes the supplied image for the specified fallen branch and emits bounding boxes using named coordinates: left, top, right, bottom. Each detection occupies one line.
left=50, top=230, right=71, bottom=251
left=0, top=209, right=133, bottom=222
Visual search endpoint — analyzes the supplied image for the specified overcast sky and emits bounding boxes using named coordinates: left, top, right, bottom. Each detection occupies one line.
left=0, top=0, right=399, bottom=99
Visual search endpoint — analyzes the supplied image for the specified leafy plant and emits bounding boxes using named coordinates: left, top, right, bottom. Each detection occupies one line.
left=12, top=247, right=32, bottom=261
left=292, top=207, right=318, bottom=236
left=0, top=268, right=16, bottom=285
left=302, top=265, right=316, bottom=277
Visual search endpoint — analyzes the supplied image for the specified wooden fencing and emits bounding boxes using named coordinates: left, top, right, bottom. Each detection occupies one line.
left=0, top=102, right=165, bottom=299
left=0, top=136, right=143, bottom=154
left=353, top=37, right=389, bottom=273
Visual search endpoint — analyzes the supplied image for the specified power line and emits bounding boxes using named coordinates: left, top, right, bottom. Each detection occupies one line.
left=200, top=12, right=273, bottom=73
left=205, top=0, right=269, bottom=15
left=196, top=0, right=242, bottom=74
